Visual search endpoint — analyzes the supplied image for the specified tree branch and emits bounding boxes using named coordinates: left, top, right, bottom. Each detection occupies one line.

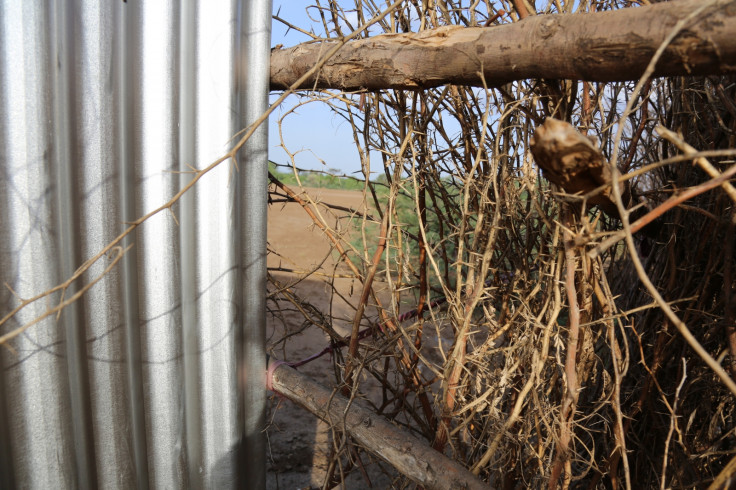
left=268, top=360, right=487, bottom=490
left=270, top=0, right=736, bottom=91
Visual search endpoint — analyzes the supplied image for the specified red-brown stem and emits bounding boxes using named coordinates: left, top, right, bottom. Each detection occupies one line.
left=413, top=97, right=429, bottom=366
left=725, top=212, right=736, bottom=376
left=433, top=337, right=467, bottom=451
left=582, top=81, right=591, bottom=127
left=271, top=172, right=437, bottom=431
left=483, top=9, right=506, bottom=27
left=433, top=284, right=480, bottom=451
left=630, top=163, right=736, bottom=234
left=622, top=81, right=651, bottom=174
left=550, top=210, right=581, bottom=489
left=346, top=212, right=389, bottom=385
left=511, top=0, right=530, bottom=19
left=414, top=172, right=427, bottom=364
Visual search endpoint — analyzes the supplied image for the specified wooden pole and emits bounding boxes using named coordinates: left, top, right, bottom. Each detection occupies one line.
left=270, top=0, right=736, bottom=91
left=267, top=360, right=491, bottom=490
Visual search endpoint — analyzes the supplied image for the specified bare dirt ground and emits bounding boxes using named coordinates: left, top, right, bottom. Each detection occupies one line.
left=265, top=186, right=396, bottom=489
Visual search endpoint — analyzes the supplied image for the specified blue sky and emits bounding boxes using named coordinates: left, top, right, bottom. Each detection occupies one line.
left=268, top=4, right=365, bottom=175
left=266, top=1, right=584, bottom=176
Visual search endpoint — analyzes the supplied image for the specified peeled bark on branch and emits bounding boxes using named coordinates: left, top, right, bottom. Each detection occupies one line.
left=268, top=360, right=488, bottom=490
left=270, top=0, right=736, bottom=91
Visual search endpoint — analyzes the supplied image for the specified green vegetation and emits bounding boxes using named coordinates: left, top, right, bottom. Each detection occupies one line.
left=268, top=161, right=365, bottom=191
left=348, top=176, right=464, bottom=292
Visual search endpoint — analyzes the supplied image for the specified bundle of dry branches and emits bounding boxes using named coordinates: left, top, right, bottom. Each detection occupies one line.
left=266, top=1, right=736, bottom=488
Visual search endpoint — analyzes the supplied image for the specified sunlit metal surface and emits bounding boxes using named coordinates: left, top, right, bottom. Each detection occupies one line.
left=0, top=0, right=269, bottom=487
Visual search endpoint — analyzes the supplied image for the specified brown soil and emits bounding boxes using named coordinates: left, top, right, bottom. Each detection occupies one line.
left=265, top=186, right=395, bottom=489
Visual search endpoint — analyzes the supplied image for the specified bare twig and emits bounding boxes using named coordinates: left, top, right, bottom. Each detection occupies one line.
left=660, top=358, right=687, bottom=490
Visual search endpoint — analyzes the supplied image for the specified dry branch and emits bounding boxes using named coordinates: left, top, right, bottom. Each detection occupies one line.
left=267, top=360, right=488, bottom=490
left=267, top=1, right=736, bottom=486
left=657, top=125, right=736, bottom=203
left=270, top=0, right=736, bottom=91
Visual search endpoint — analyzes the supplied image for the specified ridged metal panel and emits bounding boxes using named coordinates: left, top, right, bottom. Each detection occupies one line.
left=0, top=0, right=270, bottom=487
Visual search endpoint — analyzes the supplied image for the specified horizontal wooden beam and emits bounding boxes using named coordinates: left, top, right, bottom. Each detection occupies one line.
left=270, top=0, right=736, bottom=91
left=268, top=360, right=489, bottom=490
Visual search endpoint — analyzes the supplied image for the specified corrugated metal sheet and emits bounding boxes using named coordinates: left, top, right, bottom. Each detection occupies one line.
left=0, top=0, right=271, bottom=487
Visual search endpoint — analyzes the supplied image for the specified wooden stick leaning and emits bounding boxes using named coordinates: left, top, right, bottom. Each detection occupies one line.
left=267, top=359, right=489, bottom=490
